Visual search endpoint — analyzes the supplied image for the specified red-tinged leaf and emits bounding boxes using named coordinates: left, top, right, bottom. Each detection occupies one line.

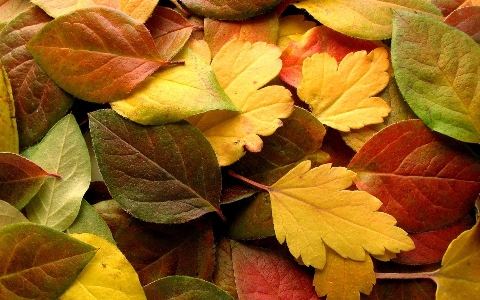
left=431, top=0, right=465, bottom=16
left=280, top=26, right=378, bottom=88
left=348, top=120, right=480, bottom=232
left=180, top=0, right=283, bottom=20
left=89, top=109, right=221, bottom=224
left=0, top=6, right=73, bottom=148
left=0, top=0, right=33, bottom=27
left=362, top=279, right=436, bottom=300
left=0, top=223, right=96, bottom=300
left=144, top=276, right=234, bottom=299
left=276, top=0, right=293, bottom=15
left=393, top=217, right=474, bottom=265
left=444, top=6, right=480, bottom=44
left=0, top=152, right=58, bottom=209
left=26, top=7, right=167, bottom=104
left=231, top=241, right=319, bottom=300
left=212, top=238, right=238, bottom=299
left=145, top=6, right=197, bottom=60
left=204, top=11, right=279, bottom=57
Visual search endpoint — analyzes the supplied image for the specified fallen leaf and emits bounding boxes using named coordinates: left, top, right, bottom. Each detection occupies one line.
left=26, top=7, right=168, bottom=103
left=391, top=9, right=480, bottom=143
left=180, top=0, right=283, bottom=20
left=0, top=65, right=17, bottom=153
left=444, top=6, right=480, bottom=44
left=297, top=48, right=391, bottom=131
left=277, top=14, right=316, bottom=50
left=430, top=0, right=465, bottom=16
left=0, top=200, right=29, bottom=228
left=364, top=279, right=436, bottom=300
left=0, top=223, right=96, bottom=300
left=212, top=238, right=238, bottom=299
left=0, top=0, right=33, bottom=28
left=188, top=39, right=294, bottom=166
left=59, top=233, right=147, bottom=300
left=348, top=120, right=480, bottom=232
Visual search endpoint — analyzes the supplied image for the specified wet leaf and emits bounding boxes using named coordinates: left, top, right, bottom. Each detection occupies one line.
left=0, top=200, right=28, bottom=228
left=0, top=65, right=17, bottom=153
left=444, top=6, right=480, bottom=44
left=180, top=0, right=283, bottom=20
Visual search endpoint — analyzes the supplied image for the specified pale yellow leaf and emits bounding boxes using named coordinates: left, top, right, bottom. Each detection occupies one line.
left=298, top=48, right=391, bottom=132
left=189, top=39, right=294, bottom=166
left=277, top=14, right=316, bottom=50
left=314, top=247, right=375, bottom=300
left=120, top=0, right=157, bottom=23
left=268, top=160, right=414, bottom=269
left=59, top=233, right=146, bottom=300
left=371, top=250, right=397, bottom=262
left=0, top=65, right=18, bottom=153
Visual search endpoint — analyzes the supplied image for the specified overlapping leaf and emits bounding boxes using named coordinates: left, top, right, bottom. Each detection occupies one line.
left=0, top=0, right=33, bottom=28
left=180, top=0, right=283, bottom=20
left=212, top=238, right=238, bottom=299
left=0, top=66, right=17, bottom=153
left=0, top=200, right=28, bottom=228
left=277, top=14, right=316, bottom=50
left=26, top=7, right=168, bottom=103
left=445, top=6, right=480, bottom=44
left=89, top=110, right=222, bottom=223
left=298, top=48, right=391, bottom=131
left=392, top=9, right=480, bottom=143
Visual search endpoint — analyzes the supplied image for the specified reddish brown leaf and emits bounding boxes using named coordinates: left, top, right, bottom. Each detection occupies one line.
left=444, top=6, right=480, bottom=44
left=180, top=0, right=283, bottom=20
left=26, top=7, right=168, bottom=104
left=362, top=279, right=436, bottom=300
left=212, top=238, right=238, bottom=299
left=0, top=6, right=73, bottom=148
left=431, top=0, right=465, bottom=16
left=0, top=0, right=34, bottom=27
left=231, top=241, right=319, bottom=300
left=280, top=26, right=378, bottom=87
left=348, top=120, right=480, bottom=232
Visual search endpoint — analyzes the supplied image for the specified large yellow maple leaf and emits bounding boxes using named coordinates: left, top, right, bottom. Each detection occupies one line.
left=188, top=39, right=294, bottom=166
left=297, top=48, right=391, bottom=131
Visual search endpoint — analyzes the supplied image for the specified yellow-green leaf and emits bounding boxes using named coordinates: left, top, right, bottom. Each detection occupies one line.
left=0, top=65, right=18, bottom=153
left=59, top=233, right=147, bottom=300
left=277, top=14, right=316, bottom=50
left=189, top=39, right=294, bottom=166
left=268, top=160, right=414, bottom=269
left=297, top=48, right=391, bottom=132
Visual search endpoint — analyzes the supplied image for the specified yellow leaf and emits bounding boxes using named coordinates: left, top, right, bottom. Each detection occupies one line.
left=277, top=14, right=316, bottom=50
left=189, top=39, right=294, bottom=166
left=0, top=65, right=18, bottom=153
left=268, top=160, right=414, bottom=269
left=120, top=0, right=157, bottom=23
left=433, top=221, right=480, bottom=300
left=314, top=247, right=375, bottom=300
left=59, top=233, right=146, bottom=300
left=297, top=48, right=391, bottom=132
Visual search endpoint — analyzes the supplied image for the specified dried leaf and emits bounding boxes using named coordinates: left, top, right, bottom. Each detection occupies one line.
left=180, top=0, right=283, bottom=20
left=0, top=65, right=17, bottom=153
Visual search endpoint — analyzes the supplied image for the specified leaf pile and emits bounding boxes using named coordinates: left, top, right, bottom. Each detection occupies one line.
left=0, top=0, right=480, bottom=299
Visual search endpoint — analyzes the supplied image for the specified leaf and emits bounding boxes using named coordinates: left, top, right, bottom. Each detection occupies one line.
left=67, top=199, right=116, bottom=245
left=365, top=278, right=436, bottom=300
left=280, top=26, right=378, bottom=88
left=444, top=6, right=480, bottom=44
left=188, top=39, right=294, bottom=166
left=0, top=200, right=28, bottom=228
left=143, top=276, right=235, bottom=300
left=110, top=47, right=237, bottom=125
left=119, top=0, right=158, bottom=23
left=26, top=7, right=168, bottom=104
left=0, top=6, right=73, bottom=148
left=0, top=65, right=17, bottom=153
left=59, top=233, right=147, bottom=300
left=94, top=200, right=215, bottom=286
left=231, top=241, right=319, bottom=300
left=212, top=238, right=238, bottom=299
left=313, top=247, right=375, bottom=300
left=204, top=11, right=279, bottom=57
left=432, top=220, right=480, bottom=300
left=348, top=120, right=480, bottom=232
left=23, top=114, right=91, bottom=231
left=264, top=160, right=414, bottom=269
left=180, top=0, right=283, bottom=20
left=0, top=152, right=58, bottom=209
left=145, top=6, right=197, bottom=60
left=430, top=0, right=465, bottom=16
left=0, top=0, right=34, bottom=28
left=293, top=0, right=441, bottom=40
left=89, top=110, right=221, bottom=223
left=0, top=223, right=96, bottom=300
left=391, top=9, right=480, bottom=143
left=297, top=48, right=391, bottom=131
left=277, top=14, right=316, bottom=50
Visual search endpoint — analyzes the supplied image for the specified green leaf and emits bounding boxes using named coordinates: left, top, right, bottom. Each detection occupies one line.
left=67, top=199, right=115, bottom=245
left=0, top=65, right=17, bottom=153
left=23, top=114, right=91, bottom=231
left=0, top=223, right=96, bottom=300
left=392, top=9, right=480, bottom=143
left=0, top=200, right=28, bottom=228
left=89, top=110, right=222, bottom=224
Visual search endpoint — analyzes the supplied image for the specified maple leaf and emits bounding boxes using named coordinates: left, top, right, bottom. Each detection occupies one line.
left=188, top=39, right=294, bottom=166
left=297, top=48, right=391, bottom=132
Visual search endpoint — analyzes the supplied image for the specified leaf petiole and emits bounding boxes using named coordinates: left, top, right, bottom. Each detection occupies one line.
left=227, top=170, right=270, bottom=192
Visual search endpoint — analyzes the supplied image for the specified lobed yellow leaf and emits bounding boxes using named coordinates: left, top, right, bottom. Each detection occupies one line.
left=59, top=233, right=146, bottom=300
left=314, top=247, right=375, bottom=300
left=298, top=47, right=391, bottom=132
left=269, top=160, right=414, bottom=269
left=0, top=65, right=18, bottom=153
left=189, top=39, right=294, bottom=166
left=277, top=14, right=316, bottom=50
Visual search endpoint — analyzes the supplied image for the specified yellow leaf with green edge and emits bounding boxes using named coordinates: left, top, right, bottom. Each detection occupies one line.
left=314, top=247, right=375, bottom=300
left=277, top=14, right=316, bottom=50
left=268, top=160, right=414, bottom=269
left=432, top=221, right=480, bottom=300
left=59, top=233, right=147, bottom=300
left=0, top=65, right=18, bottom=153
left=189, top=39, right=294, bottom=166
left=298, top=48, right=391, bottom=132
left=293, top=0, right=441, bottom=40
left=111, top=47, right=237, bottom=125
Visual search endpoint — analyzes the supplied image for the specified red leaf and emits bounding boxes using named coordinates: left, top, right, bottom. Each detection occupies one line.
left=348, top=120, right=480, bottom=232
left=231, top=241, right=319, bottom=300
left=444, top=6, right=480, bottom=44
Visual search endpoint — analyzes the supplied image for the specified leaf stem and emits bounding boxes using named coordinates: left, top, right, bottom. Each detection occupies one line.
left=227, top=170, right=270, bottom=191
left=376, top=271, right=435, bottom=280
left=48, top=172, right=62, bottom=179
